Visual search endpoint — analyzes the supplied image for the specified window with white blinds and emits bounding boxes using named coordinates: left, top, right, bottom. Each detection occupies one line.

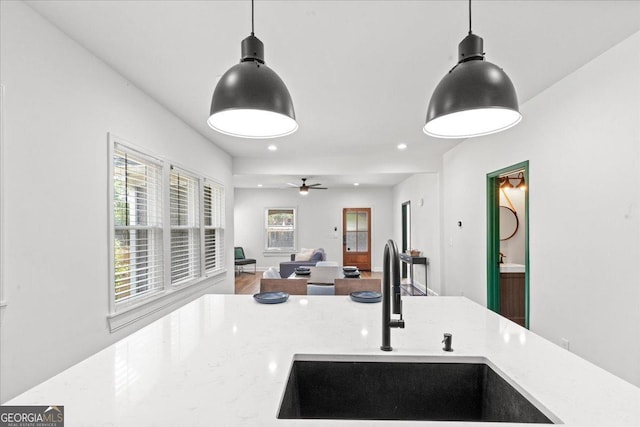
left=113, top=144, right=164, bottom=304
left=204, top=180, right=225, bottom=274
left=265, top=208, right=296, bottom=252
left=170, top=167, right=200, bottom=285
left=110, top=138, right=226, bottom=313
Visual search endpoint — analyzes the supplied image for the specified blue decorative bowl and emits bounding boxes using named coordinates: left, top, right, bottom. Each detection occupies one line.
left=349, top=291, right=382, bottom=303
left=253, top=292, right=289, bottom=304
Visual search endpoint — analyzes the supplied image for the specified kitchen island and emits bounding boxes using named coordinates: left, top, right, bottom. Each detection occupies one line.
left=5, top=295, right=640, bottom=426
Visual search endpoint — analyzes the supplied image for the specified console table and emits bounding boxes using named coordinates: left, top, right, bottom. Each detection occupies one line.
left=399, top=253, right=428, bottom=296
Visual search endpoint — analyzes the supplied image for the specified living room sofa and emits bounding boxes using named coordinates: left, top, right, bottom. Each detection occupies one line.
left=279, top=248, right=326, bottom=278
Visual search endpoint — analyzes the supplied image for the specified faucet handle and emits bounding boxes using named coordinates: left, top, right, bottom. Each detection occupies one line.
left=442, top=333, right=453, bottom=352
left=390, top=319, right=405, bottom=329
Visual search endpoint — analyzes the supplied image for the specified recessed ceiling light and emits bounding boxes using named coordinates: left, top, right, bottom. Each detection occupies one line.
left=268, top=144, right=278, bottom=151
left=353, top=183, right=360, bottom=186
left=257, top=184, right=263, bottom=187
left=397, top=143, right=407, bottom=150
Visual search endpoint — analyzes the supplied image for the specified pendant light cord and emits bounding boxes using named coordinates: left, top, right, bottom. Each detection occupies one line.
left=468, top=0, right=472, bottom=34
left=251, top=0, right=255, bottom=35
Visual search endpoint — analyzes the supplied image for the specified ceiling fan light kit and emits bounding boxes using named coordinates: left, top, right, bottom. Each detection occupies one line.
left=423, top=0, right=521, bottom=139
left=288, top=178, right=327, bottom=195
left=207, top=0, right=297, bottom=139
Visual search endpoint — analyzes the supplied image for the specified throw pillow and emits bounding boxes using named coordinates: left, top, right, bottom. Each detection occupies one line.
left=310, top=248, right=325, bottom=262
left=296, top=248, right=314, bottom=261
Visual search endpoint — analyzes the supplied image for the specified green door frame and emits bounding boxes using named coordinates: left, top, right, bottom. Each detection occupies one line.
left=486, top=161, right=530, bottom=328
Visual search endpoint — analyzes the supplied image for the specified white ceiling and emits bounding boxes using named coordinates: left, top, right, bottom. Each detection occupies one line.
left=25, top=0, right=640, bottom=189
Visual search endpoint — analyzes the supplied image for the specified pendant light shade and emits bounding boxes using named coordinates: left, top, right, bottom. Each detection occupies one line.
left=207, top=3, right=297, bottom=139
left=424, top=3, right=521, bottom=139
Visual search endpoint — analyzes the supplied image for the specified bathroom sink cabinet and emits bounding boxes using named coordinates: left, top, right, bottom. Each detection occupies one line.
left=500, top=272, right=525, bottom=327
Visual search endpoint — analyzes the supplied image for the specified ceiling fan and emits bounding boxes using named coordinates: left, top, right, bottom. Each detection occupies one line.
left=287, top=178, right=327, bottom=195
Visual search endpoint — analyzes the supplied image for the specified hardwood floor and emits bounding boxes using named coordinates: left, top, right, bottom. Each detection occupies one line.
left=235, top=271, right=263, bottom=294
left=235, top=270, right=404, bottom=294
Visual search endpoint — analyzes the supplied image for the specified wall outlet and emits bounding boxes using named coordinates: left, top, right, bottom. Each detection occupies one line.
left=560, top=338, right=570, bottom=351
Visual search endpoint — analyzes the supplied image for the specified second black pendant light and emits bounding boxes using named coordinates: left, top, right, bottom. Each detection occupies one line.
left=207, top=0, right=297, bottom=139
left=424, top=0, right=521, bottom=139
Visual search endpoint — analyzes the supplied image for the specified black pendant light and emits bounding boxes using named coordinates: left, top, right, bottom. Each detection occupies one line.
left=423, top=0, right=521, bottom=139
left=207, top=0, right=297, bottom=139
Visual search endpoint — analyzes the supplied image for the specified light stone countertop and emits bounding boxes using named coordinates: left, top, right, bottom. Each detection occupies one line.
left=6, top=295, right=640, bottom=426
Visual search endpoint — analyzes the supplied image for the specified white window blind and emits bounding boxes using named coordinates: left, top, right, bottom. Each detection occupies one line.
left=204, top=181, right=225, bottom=274
left=170, top=167, right=200, bottom=285
left=113, top=144, right=163, bottom=304
left=265, top=208, right=296, bottom=251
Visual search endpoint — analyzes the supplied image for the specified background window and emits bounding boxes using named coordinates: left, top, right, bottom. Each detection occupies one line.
left=113, top=145, right=163, bottom=304
left=265, top=208, right=296, bottom=251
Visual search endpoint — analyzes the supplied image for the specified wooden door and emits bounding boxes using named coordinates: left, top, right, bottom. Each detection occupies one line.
left=342, top=208, right=371, bottom=271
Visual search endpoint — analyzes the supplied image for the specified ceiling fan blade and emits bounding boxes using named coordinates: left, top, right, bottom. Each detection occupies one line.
left=309, top=187, right=328, bottom=190
left=308, top=183, right=323, bottom=187
left=286, top=183, right=298, bottom=187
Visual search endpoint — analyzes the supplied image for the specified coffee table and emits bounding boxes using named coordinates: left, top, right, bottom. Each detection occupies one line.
left=290, top=266, right=345, bottom=285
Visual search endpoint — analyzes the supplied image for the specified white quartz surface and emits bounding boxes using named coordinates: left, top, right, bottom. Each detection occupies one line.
left=499, top=263, right=526, bottom=273
left=6, top=295, right=640, bottom=426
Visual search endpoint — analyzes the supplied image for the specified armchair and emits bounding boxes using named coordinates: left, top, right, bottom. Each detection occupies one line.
left=234, top=247, right=256, bottom=275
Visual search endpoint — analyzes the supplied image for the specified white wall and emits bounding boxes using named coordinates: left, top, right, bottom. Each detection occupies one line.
left=442, top=32, right=640, bottom=387
left=393, top=173, right=441, bottom=294
left=0, top=1, right=234, bottom=402
left=234, top=187, right=393, bottom=271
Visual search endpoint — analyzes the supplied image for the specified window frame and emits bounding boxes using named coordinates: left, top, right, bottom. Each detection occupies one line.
left=169, top=166, right=202, bottom=286
left=112, top=142, right=165, bottom=308
left=108, top=134, right=226, bottom=331
left=203, top=179, right=225, bottom=275
left=264, top=207, right=297, bottom=253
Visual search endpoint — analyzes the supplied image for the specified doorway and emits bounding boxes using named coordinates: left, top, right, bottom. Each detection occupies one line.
left=401, top=201, right=411, bottom=277
left=343, top=208, right=371, bottom=271
left=487, top=161, right=529, bottom=328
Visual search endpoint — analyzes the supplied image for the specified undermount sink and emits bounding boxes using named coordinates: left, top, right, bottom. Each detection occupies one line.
left=278, top=355, right=558, bottom=423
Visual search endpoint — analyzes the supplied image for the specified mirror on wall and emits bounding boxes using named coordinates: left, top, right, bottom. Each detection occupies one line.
left=402, top=201, right=411, bottom=252
left=499, top=206, right=519, bottom=240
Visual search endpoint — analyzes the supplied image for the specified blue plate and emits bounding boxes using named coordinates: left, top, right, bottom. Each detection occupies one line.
left=350, top=291, right=382, bottom=303
left=295, top=269, right=311, bottom=275
left=253, top=292, right=289, bottom=304
left=344, top=271, right=361, bottom=278
left=343, top=266, right=358, bottom=272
